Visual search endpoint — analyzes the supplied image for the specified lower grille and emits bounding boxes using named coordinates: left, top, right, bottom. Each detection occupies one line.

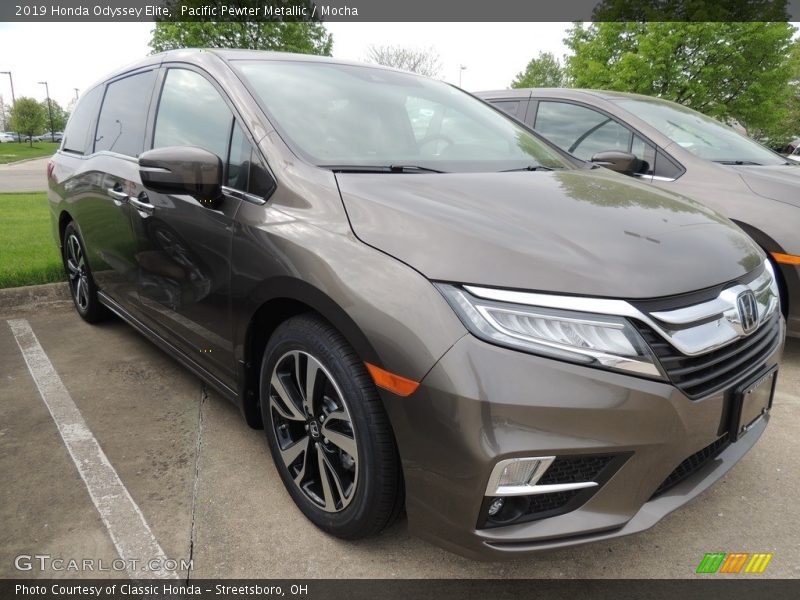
left=651, top=435, right=731, bottom=498
left=478, top=453, right=629, bottom=529
left=537, top=455, right=613, bottom=485
left=635, top=315, right=781, bottom=399
left=526, top=489, right=581, bottom=513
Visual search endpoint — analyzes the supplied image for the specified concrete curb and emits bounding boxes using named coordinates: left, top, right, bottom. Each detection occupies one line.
left=0, top=281, right=71, bottom=313
left=0, top=154, right=54, bottom=167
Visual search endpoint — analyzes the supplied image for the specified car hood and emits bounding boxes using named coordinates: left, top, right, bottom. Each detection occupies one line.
left=731, top=164, right=800, bottom=208
left=336, top=169, right=763, bottom=299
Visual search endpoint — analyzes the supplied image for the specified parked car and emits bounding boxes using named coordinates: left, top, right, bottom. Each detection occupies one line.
left=32, top=131, right=63, bottom=142
left=478, top=88, right=800, bottom=339
left=50, top=51, right=784, bottom=559
left=787, top=146, right=800, bottom=164
left=0, top=132, right=15, bottom=143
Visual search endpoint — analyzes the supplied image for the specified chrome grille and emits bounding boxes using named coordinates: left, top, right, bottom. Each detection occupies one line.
left=635, top=314, right=782, bottom=399
left=640, top=264, right=779, bottom=357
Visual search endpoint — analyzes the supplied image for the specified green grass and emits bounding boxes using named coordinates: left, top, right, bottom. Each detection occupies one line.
left=0, top=192, right=65, bottom=288
left=0, top=142, right=59, bottom=164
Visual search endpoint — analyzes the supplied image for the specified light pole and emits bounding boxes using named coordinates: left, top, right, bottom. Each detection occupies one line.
left=74, top=88, right=79, bottom=100
left=38, top=81, right=55, bottom=142
left=0, top=71, right=18, bottom=141
left=459, top=65, right=467, bottom=88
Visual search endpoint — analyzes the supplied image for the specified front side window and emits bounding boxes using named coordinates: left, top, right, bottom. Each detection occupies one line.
left=95, top=70, right=157, bottom=157
left=225, top=121, right=276, bottom=199
left=613, top=97, right=786, bottom=165
left=233, top=60, right=571, bottom=173
left=226, top=122, right=250, bottom=190
left=534, top=101, right=632, bottom=161
left=153, top=68, right=232, bottom=161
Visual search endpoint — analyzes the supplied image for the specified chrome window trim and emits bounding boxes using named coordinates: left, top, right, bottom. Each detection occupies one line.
left=221, top=185, right=267, bottom=205
left=465, top=260, right=779, bottom=358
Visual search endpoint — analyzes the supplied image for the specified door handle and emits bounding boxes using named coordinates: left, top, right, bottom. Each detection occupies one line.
left=106, top=187, right=128, bottom=206
left=128, top=196, right=154, bottom=214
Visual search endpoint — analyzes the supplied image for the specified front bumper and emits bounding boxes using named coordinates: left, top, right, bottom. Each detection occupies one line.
left=382, top=328, right=783, bottom=560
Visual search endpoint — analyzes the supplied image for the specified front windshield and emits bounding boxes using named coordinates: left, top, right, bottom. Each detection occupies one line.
left=613, top=97, right=786, bottom=166
left=233, top=60, right=571, bottom=172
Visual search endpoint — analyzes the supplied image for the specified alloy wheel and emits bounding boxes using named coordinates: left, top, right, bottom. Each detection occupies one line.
left=65, top=233, right=90, bottom=311
left=269, top=350, right=359, bottom=512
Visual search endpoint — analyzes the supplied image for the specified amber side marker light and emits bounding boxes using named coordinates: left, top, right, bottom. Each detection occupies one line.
left=365, top=362, right=420, bottom=397
left=771, top=252, right=800, bottom=265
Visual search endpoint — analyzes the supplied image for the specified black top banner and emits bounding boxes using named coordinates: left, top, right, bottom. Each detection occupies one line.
left=2, top=0, right=800, bottom=22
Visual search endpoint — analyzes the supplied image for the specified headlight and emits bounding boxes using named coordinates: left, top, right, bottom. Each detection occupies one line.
left=437, top=284, right=663, bottom=378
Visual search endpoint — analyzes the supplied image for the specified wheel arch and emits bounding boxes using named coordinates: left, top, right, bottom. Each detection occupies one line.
left=237, top=277, right=383, bottom=429
left=58, top=209, right=74, bottom=248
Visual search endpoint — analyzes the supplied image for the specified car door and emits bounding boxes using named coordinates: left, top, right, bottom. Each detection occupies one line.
left=79, top=69, right=157, bottom=314
left=130, top=66, right=245, bottom=386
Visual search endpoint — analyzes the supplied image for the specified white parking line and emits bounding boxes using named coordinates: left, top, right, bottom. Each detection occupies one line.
left=7, top=318, right=177, bottom=580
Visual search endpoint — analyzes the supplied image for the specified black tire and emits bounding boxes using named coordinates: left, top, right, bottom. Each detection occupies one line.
left=259, top=314, right=403, bottom=539
left=62, top=222, right=109, bottom=323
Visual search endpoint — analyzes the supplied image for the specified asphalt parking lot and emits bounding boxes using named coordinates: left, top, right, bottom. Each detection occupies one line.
left=0, top=157, right=50, bottom=193
left=1, top=298, right=799, bottom=579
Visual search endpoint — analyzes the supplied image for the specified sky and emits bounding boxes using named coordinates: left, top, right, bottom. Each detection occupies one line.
left=0, top=22, right=572, bottom=109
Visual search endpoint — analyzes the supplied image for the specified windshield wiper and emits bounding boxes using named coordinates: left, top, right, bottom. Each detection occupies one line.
left=319, top=164, right=446, bottom=173
left=714, top=160, right=762, bottom=166
left=500, top=165, right=555, bottom=172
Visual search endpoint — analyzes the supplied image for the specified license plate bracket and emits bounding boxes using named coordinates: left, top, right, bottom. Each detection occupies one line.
left=730, top=365, right=777, bottom=442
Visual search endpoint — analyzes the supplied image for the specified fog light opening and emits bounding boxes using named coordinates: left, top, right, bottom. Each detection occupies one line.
left=486, top=496, right=527, bottom=524
left=487, top=497, right=505, bottom=516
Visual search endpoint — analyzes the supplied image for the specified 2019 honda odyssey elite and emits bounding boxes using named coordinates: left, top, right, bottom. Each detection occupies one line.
left=48, top=50, right=784, bottom=559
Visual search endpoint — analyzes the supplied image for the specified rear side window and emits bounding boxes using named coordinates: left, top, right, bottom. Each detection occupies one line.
left=490, top=100, right=521, bottom=119
left=62, top=86, right=102, bottom=155
left=95, top=70, right=156, bottom=157
left=153, top=68, right=232, bottom=161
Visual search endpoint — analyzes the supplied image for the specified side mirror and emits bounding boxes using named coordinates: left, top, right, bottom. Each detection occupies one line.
left=590, top=151, right=641, bottom=176
left=138, top=146, right=222, bottom=203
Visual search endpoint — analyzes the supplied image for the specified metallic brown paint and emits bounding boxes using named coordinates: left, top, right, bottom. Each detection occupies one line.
left=47, top=50, right=784, bottom=559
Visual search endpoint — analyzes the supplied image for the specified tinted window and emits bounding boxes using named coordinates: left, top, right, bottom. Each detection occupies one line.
left=234, top=60, right=571, bottom=172
left=631, top=135, right=656, bottom=175
left=153, top=69, right=232, bottom=161
left=63, top=86, right=103, bottom=154
left=654, top=149, right=684, bottom=179
left=249, top=153, right=275, bottom=199
left=226, top=122, right=250, bottom=190
left=95, top=70, right=156, bottom=157
left=534, top=101, right=632, bottom=161
left=490, top=100, right=521, bottom=118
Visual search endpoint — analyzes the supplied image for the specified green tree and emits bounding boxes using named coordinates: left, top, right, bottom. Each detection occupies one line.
left=40, top=99, right=68, bottom=133
left=511, top=52, right=568, bottom=88
left=150, top=1, right=332, bottom=55
left=761, top=40, right=800, bottom=147
left=565, top=22, right=797, bottom=135
left=10, top=97, right=45, bottom=146
left=590, top=0, right=790, bottom=21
